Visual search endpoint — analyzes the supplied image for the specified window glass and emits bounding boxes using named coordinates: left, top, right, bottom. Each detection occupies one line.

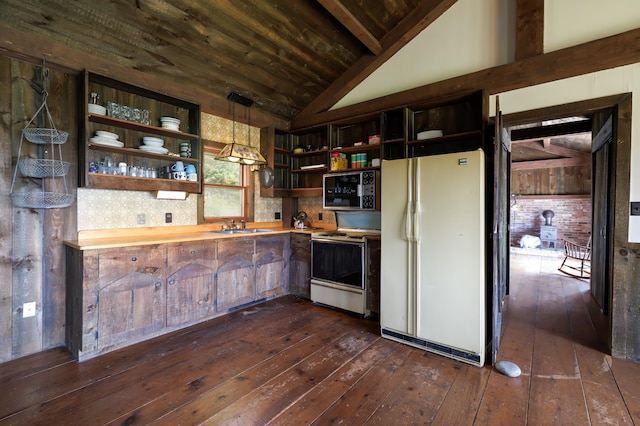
left=202, top=151, right=246, bottom=219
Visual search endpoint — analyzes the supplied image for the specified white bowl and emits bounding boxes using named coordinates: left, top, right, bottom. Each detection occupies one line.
left=142, top=136, right=164, bottom=147
left=161, top=123, right=180, bottom=131
left=88, top=104, right=106, bottom=115
left=95, top=130, right=119, bottom=139
left=417, top=130, right=443, bottom=140
left=160, top=116, right=180, bottom=124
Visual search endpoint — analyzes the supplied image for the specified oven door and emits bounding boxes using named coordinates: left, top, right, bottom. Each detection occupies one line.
left=311, top=239, right=365, bottom=289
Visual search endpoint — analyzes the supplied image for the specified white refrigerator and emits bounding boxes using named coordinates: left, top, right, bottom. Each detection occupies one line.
left=380, top=149, right=486, bottom=366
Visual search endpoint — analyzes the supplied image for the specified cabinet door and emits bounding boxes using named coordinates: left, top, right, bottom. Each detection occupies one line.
left=289, top=233, right=311, bottom=299
left=96, top=246, right=165, bottom=351
left=216, top=239, right=255, bottom=312
left=367, top=237, right=381, bottom=315
left=255, top=235, right=289, bottom=299
left=166, top=242, right=216, bottom=326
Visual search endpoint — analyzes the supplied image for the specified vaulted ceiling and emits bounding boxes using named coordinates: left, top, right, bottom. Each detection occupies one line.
left=0, top=0, right=457, bottom=127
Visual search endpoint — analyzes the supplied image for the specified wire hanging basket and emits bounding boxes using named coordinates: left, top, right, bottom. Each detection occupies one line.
left=22, top=127, right=69, bottom=145
left=10, top=58, right=74, bottom=209
left=18, top=158, right=70, bottom=178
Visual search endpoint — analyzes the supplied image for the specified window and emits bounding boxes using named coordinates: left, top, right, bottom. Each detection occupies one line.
left=202, top=147, right=249, bottom=220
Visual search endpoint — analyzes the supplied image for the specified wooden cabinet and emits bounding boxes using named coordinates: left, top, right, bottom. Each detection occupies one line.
left=289, top=233, right=311, bottom=299
left=260, top=127, right=291, bottom=198
left=165, top=242, right=217, bottom=327
left=405, top=90, right=486, bottom=158
left=255, top=235, right=289, bottom=299
left=66, top=245, right=165, bottom=360
left=66, top=234, right=292, bottom=361
left=78, top=71, right=202, bottom=193
left=289, top=127, right=329, bottom=197
left=216, top=238, right=256, bottom=311
left=366, top=237, right=381, bottom=315
left=329, top=114, right=382, bottom=171
left=381, top=108, right=407, bottom=160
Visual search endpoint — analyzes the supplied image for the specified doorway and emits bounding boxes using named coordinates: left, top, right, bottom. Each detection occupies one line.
left=500, top=94, right=632, bottom=354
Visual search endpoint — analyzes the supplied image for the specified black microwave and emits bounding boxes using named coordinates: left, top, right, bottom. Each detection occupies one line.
left=323, top=170, right=380, bottom=210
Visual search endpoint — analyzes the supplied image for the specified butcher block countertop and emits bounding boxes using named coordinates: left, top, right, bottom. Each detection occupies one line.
left=65, top=222, right=331, bottom=250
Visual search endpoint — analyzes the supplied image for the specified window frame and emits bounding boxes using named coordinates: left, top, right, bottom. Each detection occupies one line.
left=200, top=143, right=252, bottom=223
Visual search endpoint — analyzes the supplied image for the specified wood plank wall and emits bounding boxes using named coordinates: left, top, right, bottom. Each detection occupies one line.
left=0, top=56, right=77, bottom=362
left=511, top=165, right=591, bottom=195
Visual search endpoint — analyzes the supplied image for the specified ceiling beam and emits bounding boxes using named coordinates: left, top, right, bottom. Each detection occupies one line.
left=515, top=0, right=544, bottom=60
left=318, top=0, right=383, bottom=55
left=296, top=0, right=458, bottom=122
left=518, top=140, right=590, bottom=158
left=293, top=27, right=640, bottom=129
left=510, top=120, right=592, bottom=141
left=512, top=156, right=591, bottom=170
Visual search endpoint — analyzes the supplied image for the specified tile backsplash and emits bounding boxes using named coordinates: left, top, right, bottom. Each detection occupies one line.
left=77, top=188, right=198, bottom=230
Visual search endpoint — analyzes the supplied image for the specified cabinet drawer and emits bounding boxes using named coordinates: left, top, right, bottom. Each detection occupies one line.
left=98, top=246, right=163, bottom=278
left=167, top=242, right=216, bottom=264
left=290, top=233, right=310, bottom=249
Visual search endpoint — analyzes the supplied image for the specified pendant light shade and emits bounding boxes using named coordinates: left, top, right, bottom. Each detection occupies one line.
left=215, top=92, right=267, bottom=165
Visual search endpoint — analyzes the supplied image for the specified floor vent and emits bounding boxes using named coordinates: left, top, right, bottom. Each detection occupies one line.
left=381, top=327, right=482, bottom=366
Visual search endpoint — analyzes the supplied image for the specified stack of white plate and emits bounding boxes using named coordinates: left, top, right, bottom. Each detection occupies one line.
left=160, top=117, right=180, bottom=131
left=90, top=130, right=124, bottom=147
left=139, top=136, right=169, bottom=154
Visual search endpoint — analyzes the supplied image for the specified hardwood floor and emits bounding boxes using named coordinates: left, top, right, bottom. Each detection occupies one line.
left=1, top=251, right=639, bottom=425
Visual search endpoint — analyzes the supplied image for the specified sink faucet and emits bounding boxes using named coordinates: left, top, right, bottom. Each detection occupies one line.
left=230, top=219, right=236, bottom=229
left=240, top=219, right=247, bottom=230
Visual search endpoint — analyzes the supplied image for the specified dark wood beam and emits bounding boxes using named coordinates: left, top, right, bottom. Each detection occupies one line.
left=512, top=156, right=591, bottom=170
left=293, top=27, right=640, bottom=129
left=296, top=0, right=458, bottom=121
left=516, top=0, right=544, bottom=60
left=318, top=0, right=383, bottom=55
left=511, top=120, right=592, bottom=141
left=518, top=140, right=590, bottom=158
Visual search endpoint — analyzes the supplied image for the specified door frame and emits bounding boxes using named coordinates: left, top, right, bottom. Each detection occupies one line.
left=500, top=93, right=632, bottom=354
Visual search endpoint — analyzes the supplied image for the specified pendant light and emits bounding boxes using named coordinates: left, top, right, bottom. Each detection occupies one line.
left=215, top=92, right=267, bottom=166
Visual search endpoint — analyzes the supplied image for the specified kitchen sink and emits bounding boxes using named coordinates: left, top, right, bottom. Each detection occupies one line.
left=213, top=228, right=276, bottom=234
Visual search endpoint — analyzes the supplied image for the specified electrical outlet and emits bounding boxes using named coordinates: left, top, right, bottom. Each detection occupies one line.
left=318, top=212, right=323, bottom=221
left=275, top=212, right=281, bottom=220
left=631, top=202, right=640, bottom=216
left=137, top=213, right=146, bottom=225
left=165, top=212, right=172, bottom=223
left=23, top=302, right=36, bottom=318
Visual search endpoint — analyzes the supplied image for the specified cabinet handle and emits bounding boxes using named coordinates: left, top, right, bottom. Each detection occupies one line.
left=168, top=278, right=176, bottom=285
left=131, top=257, right=137, bottom=262
left=191, top=250, right=196, bottom=255
left=155, top=282, right=162, bottom=290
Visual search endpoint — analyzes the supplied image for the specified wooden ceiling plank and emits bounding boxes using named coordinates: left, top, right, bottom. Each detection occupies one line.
left=512, top=156, right=591, bottom=170
left=516, top=0, right=544, bottom=60
left=296, top=0, right=459, bottom=120
left=0, top=24, right=290, bottom=129
left=293, top=27, right=640, bottom=128
left=318, top=0, right=383, bottom=55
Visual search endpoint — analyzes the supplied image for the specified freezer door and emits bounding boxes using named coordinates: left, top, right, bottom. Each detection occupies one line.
left=416, top=150, right=485, bottom=363
left=380, top=158, right=414, bottom=335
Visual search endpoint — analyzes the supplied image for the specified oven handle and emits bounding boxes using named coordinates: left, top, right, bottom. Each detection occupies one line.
left=311, top=238, right=365, bottom=246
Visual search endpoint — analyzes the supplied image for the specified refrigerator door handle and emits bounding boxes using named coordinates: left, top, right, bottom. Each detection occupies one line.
left=413, top=160, right=421, bottom=242
left=405, top=159, right=414, bottom=241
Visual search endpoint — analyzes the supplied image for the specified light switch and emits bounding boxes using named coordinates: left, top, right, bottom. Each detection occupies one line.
left=631, top=202, right=640, bottom=216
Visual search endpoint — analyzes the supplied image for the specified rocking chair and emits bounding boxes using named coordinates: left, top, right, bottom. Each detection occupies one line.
left=558, top=237, right=591, bottom=278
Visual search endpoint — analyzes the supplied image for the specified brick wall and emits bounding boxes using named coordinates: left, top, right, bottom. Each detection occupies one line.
left=510, top=197, right=591, bottom=247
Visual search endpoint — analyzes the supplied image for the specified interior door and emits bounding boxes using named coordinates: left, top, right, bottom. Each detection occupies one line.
left=591, top=111, right=615, bottom=315
left=492, top=98, right=511, bottom=364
